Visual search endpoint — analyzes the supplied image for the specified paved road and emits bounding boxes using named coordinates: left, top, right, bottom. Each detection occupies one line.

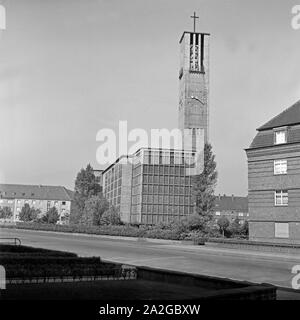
left=1, top=228, right=300, bottom=299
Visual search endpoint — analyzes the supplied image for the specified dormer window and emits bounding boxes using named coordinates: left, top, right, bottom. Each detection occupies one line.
left=274, top=129, right=287, bottom=145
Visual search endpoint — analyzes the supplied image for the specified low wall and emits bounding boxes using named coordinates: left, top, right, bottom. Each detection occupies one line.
left=136, top=266, right=277, bottom=300
left=206, top=238, right=300, bottom=254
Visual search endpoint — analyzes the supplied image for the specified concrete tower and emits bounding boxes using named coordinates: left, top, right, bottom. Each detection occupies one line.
left=178, top=14, right=210, bottom=151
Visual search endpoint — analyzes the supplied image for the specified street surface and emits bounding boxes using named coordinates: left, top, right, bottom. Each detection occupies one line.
left=1, top=228, right=300, bottom=299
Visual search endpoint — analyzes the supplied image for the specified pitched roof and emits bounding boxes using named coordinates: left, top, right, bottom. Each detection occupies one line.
left=0, top=184, right=74, bottom=201
left=249, top=125, right=300, bottom=149
left=258, top=100, right=300, bottom=131
left=214, top=195, right=248, bottom=212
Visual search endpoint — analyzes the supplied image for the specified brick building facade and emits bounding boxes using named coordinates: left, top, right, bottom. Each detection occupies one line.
left=246, top=100, right=300, bottom=244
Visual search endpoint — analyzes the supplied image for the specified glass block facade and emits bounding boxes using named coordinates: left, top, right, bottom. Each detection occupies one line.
left=103, top=162, right=123, bottom=207
left=102, top=155, right=133, bottom=223
left=102, top=148, right=196, bottom=225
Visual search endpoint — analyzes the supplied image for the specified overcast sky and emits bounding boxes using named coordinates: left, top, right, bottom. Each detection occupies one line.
left=1, top=0, right=300, bottom=195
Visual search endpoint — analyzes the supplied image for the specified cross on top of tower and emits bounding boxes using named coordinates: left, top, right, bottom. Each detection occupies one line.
left=190, top=11, right=199, bottom=32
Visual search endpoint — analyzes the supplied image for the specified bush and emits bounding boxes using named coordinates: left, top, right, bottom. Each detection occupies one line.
left=100, top=206, right=122, bottom=225
left=217, top=216, right=230, bottom=237
left=185, top=213, right=207, bottom=231
left=0, top=244, right=77, bottom=257
left=0, top=206, right=13, bottom=219
left=39, top=207, right=60, bottom=224
left=3, top=257, right=120, bottom=279
left=80, top=194, right=109, bottom=226
left=1, top=256, right=100, bottom=266
left=0, top=215, right=247, bottom=241
left=226, top=218, right=249, bottom=239
left=19, top=204, right=40, bottom=222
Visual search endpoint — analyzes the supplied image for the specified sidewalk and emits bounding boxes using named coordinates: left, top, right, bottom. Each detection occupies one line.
left=161, top=243, right=300, bottom=262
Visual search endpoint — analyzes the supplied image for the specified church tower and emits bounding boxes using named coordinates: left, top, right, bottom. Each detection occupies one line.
left=178, top=13, right=210, bottom=151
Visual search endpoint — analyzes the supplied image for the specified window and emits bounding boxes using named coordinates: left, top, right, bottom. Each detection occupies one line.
left=162, top=151, right=170, bottom=165
left=275, top=223, right=289, bottom=238
left=143, top=150, right=150, bottom=164
left=174, top=152, right=182, bottom=165
left=274, top=129, right=287, bottom=145
left=151, top=151, right=159, bottom=165
left=275, top=190, right=288, bottom=206
left=274, top=160, right=287, bottom=175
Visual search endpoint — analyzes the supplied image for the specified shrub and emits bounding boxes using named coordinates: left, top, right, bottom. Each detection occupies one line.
left=100, top=206, right=122, bottom=225
left=19, top=204, right=40, bottom=222
left=1, top=216, right=245, bottom=241
left=226, top=218, right=249, bottom=239
left=0, top=244, right=77, bottom=256
left=217, top=215, right=230, bottom=237
left=239, top=220, right=249, bottom=238
left=80, top=194, right=109, bottom=226
left=0, top=206, right=13, bottom=219
left=185, top=213, right=207, bottom=231
left=39, top=207, right=60, bottom=224
left=3, top=257, right=120, bottom=279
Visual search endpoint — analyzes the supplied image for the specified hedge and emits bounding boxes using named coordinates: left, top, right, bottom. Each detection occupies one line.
left=1, top=253, right=120, bottom=279
left=207, top=237, right=300, bottom=248
left=4, top=263, right=120, bottom=279
left=0, top=223, right=186, bottom=240
left=0, top=256, right=101, bottom=266
left=0, top=244, right=77, bottom=257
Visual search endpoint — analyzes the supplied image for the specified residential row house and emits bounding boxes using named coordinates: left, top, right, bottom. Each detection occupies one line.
left=214, top=195, right=248, bottom=224
left=0, top=184, right=73, bottom=224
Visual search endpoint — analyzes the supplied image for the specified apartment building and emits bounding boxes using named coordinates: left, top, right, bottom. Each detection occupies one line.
left=246, top=100, right=300, bottom=244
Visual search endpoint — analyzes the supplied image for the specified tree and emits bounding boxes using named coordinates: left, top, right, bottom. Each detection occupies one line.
left=240, top=220, right=249, bottom=238
left=217, top=216, right=230, bottom=237
left=19, top=204, right=40, bottom=222
left=40, top=207, right=60, bottom=224
left=228, top=217, right=242, bottom=237
left=185, top=213, right=205, bottom=231
left=101, top=206, right=122, bottom=225
left=80, top=194, right=109, bottom=226
left=70, top=164, right=102, bottom=224
left=192, top=143, right=218, bottom=229
left=0, top=206, right=13, bottom=219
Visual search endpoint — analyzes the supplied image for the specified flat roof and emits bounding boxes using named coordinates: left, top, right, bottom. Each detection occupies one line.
left=101, top=147, right=196, bottom=174
left=179, top=31, right=210, bottom=43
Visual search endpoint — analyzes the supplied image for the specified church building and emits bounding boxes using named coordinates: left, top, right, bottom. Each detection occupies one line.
left=101, top=14, right=210, bottom=224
